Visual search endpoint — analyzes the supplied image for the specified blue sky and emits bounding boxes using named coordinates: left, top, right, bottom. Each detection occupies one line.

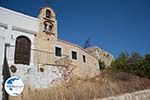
left=0, top=0, right=150, bottom=57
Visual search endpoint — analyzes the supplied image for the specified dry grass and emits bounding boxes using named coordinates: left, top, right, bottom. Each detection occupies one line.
left=9, top=70, right=150, bottom=100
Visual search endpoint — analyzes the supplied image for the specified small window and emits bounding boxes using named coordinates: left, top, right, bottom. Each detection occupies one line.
left=55, top=47, right=62, bottom=57
left=48, top=25, right=52, bottom=32
left=72, top=51, right=77, bottom=60
left=106, top=53, right=109, bottom=57
left=83, top=55, right=86, bottom=63
left=46, top=9, right=51, bottom=18
left=44, top=23, right=52, bottom=32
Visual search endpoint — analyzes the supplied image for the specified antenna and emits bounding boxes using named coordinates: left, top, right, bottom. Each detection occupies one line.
left=84, top=37, right=91, bottom=49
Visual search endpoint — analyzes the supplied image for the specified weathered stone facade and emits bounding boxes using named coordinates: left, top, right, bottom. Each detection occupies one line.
left=86, top=46, right=113, bottom=67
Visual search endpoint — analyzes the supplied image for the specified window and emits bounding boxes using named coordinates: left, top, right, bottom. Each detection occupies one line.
left=48, top=25, right=52, bottom=32
left=46, top=9, right=51, bottom=18
left=72, top=51, right=77, bottom=60
left=44, top=22, right=52, bottom=32
left=106, top=53, right=109, bottom=57
left=55, top=47, right=62, bottom=57
left=14, top=36, right=31, bottom=65
left=83, top=55, right=86, bottom=63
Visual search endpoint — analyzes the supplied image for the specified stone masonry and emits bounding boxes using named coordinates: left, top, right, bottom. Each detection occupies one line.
left=95, top=89, right=150, bottom=100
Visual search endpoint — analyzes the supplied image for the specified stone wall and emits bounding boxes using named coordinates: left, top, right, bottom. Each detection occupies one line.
left=10, top=64, right=68, bottom=88
left=57, top=40, right=100, bottom=79
left=95, top=89, right=150, bottom=100
left=85, top=46, right=114, bottom=68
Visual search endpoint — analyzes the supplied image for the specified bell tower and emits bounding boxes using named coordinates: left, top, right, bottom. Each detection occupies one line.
left=35, top=6, right=58, bottom=52
left=38, top=6, right=58, bottom=40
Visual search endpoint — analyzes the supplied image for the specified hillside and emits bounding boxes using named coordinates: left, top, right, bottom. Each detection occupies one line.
left=9, top=69, right=150, bottom=100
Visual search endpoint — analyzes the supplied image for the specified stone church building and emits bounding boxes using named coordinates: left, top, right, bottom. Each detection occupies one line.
left=0, top=6, right=113, bottom=95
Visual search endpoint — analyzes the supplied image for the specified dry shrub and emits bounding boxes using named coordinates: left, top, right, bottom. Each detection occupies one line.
left=9, top=70, right=150, bottom=100
left=114, top=72, right=131, bottom=81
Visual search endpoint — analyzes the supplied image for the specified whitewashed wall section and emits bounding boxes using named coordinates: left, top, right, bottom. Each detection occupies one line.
left=9, top=64, right=68, bottom=88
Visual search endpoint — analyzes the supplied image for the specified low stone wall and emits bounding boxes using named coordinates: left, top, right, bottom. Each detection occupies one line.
left=95, top=89, right=150, bottom=100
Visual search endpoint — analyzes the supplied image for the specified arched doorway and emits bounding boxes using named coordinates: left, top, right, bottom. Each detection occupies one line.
left=14, top=36, right=31, bottom=65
